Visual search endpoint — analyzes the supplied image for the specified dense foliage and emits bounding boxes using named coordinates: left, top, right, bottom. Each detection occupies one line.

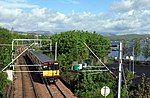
left=129, top=74, right=150, bottom=98
left=75, top=72, right=116, bottom=98
left=109, top=34, right=150, bottom=41
left=133, top=38, right=141, bottom=58
left=0, top=27, right=150, bottom=98
left=0, top=27, right=35, bottom=97
left=50, top=30, right=117, bottom=97
left=0, top=27, right=12, bottom=97
left=143, top=42, right=150, bottom=59
left=122, top=38, right=141, bottom=58
left=51, top=30, right=110, bottom=66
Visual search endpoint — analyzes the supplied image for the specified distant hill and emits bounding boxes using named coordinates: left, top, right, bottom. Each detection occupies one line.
left=14, top=30, right=55, bottom=36
left=26, top=30, right=54, bottom=35
left=98, top=32, right=117, bottom=36
left=108, top=34, right=150, bottom=41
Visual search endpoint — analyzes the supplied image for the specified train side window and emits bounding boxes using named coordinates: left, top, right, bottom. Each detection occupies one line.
left=51, top=65, right=55, bottom=70
left=49, top=66, right=51, bottom=70
left=54, top=62, right=59, bottom=70
left=55, top=65, right=59, bottom=70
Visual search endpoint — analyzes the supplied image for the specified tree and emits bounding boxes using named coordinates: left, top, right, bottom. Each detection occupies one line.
left=75, top=72, right=116, bottom=98
left=133, top=39, right=141, bottom=58
left=87, top=32, right=110, bottom=59
left=50, top=30, right=112, bottom=97
left=129, top=74, right=150, bottom=98
left=0, top=27, right=12, bottom=43
left=0, top=27, right=35, bottom=96
left=51, top=30, right=110, bottom=67
left=121, top=68, right=135, bottom=98
left=143, top=43, right=150, bottom=59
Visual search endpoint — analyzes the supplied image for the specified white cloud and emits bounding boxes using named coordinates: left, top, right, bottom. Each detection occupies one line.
left=57, top=0, right=80, bottom=5
left=133, top=0, right=150, bottom=10
left=110, top=0, right=133, bottom=12
left=0, top=6, right=22, bottom=23
left=0, top=0, right=149, bottom=34
left=108, top=0, right=150, bottom=34
left=110, top=0, right=150, bottom=12
left=3, top=0, right=27, bottom=3
left=0, top=0, right=38, bottom=9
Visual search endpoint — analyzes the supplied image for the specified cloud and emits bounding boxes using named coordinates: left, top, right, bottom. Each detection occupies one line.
left=3, top=0, right=27, bottom=3
left=0, top=0, right=38, bottom=9
left=0, top=0, right=149, bottom=34
left=133, top=0, right=150, bottom=10
left=108, top=0, right=150, bottom=34
left=110, top=0, right=150, bottom=12
left=58, top=0, right=80, bottom=5
left=110, top=0, right=133, bottom=12
left=0, top=6, right=22, bottom=23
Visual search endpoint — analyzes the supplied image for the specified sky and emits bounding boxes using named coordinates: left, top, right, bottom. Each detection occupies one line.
left=0, top=0, right=150, bottom=34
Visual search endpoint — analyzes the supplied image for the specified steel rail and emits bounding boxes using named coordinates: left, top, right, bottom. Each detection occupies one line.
left=25, top=54, right=53, bottom=98
left=25, top=61, right=39, bottom=98
left=54, top=81, right=67, bottom=98
left=20, top=66, right=25, bottom=98
left=12, top=64, right=42, bottom=67
left=6, top=82, right=13, bottom=98
left=40, top=76, right=53, bottom=98
left=20, top=56, right=39, bottom=98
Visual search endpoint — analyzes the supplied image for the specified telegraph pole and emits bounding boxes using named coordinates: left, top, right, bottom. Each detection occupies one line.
left=55, top=42, right=57, bottom=61
left=50, top=40, right=52, bottom=51
left=132, top=47, right=135, bottom=74
left=12, top=40, right=14, bottom=70
left=118, top=42, right=122, bottom=98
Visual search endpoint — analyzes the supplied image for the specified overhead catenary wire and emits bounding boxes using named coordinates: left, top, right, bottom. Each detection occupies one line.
left=0, top=44, right=26, bottom=46
left=81, top=70, right=108, bottom=72
left=1, top=43, right=34, bottom=72
left=83, top=42, right=114, bottom=75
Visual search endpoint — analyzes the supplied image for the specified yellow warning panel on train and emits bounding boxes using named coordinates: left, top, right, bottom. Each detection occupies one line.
left=43, top=71, right=52, bottom=77
left=53, top=70, right=60, bottom=76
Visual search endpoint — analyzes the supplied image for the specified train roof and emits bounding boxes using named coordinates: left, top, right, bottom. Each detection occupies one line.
left=28, top=49, right=54, bottom=63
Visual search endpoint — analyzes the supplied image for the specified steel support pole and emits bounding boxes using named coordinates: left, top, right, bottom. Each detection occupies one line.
left=132, top=47, right=134, bottom=74
left=50, top=40, right=52, bottom=51
left=12, top=40, right=14, bottom=70
left=40, top=40, right=42, bottom=47
left=118, top=42, right=122, bottom=98
left=55, top=42, right=57, bottom=61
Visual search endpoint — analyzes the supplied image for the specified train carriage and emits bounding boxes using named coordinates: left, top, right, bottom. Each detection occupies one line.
left=26, top=49, right=60, bottom=82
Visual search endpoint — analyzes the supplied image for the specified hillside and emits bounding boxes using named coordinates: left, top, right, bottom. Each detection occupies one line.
left=108, top=34, right=150, bottom=41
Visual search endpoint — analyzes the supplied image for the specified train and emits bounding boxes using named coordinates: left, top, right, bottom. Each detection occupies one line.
left=26, top=49, right=60, bottom=82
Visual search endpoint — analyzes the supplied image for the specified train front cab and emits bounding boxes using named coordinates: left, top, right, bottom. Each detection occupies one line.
left=42, top=61, right=60, bottom=83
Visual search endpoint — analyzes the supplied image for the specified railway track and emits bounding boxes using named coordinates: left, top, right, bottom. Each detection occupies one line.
left=20, top=66, right=25, bottom=98
left=24, top=54, right=65, bottom=98
left=13, top=47, right=75, bottom=98
left=42, top=78, right=66, bottom=98
left=24, top=55, right=53, bottom=98
left=55, top=80, right=75, bottom=98
left=42, top=77, right=54, bottom=97
left=19, top=56, right=39, bottom=98
left=54, top=82, right=66, bottom=98
left=6, top=82, right=13, bottom=98
left=41, top=77, right=75, bottom=98
left=14, top=47, right=39, bottom=98
left=25, top=54, right=75, bottom=98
